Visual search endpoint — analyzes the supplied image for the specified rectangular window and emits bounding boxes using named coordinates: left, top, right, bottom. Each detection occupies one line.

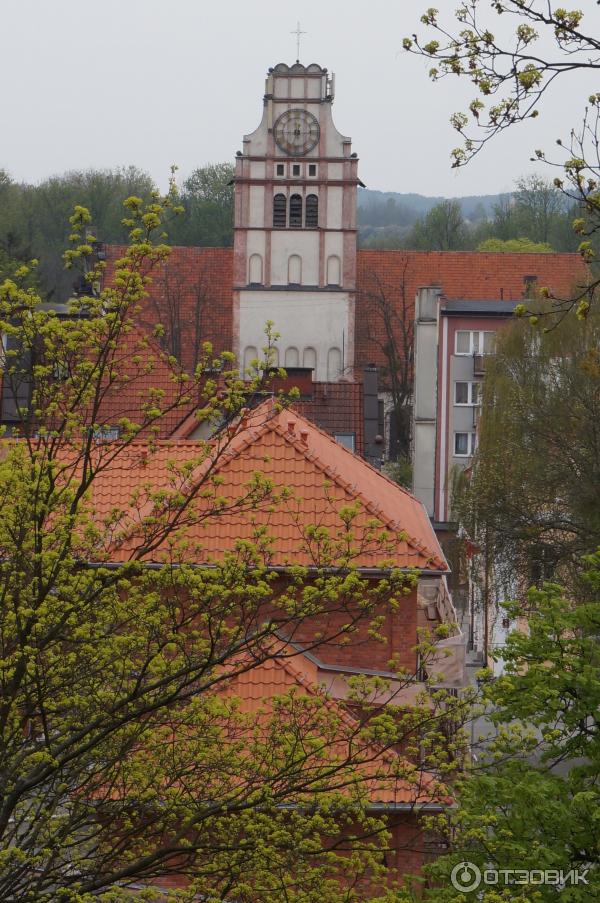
left=455, top=330, right=497, bottom=355
left=454, top=381, right=480, bottom=405
left=455, top=331, right=470, bottom=354
left=292, top=164, right=301, bottom=177
left=454, top=432, right=476, bottom=456
left=308, top=164, right=317, bottom=176
left=334, top=433, right=355, bottom=452
left=94, top=427, right=120, bottom=442
left=276, top=163, right=285, bottom=176
left=483, top=331, right=496, bottom=353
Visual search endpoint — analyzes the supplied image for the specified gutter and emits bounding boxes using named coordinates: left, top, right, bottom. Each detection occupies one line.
left=83, top=561, right=450, bottom=578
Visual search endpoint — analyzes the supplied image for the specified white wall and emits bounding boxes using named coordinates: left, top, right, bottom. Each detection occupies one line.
left=240, top=290, right=351, bottom=382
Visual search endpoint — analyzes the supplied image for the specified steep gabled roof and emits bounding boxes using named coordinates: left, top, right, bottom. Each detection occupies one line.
left=89, top=399, right=447, bottom=571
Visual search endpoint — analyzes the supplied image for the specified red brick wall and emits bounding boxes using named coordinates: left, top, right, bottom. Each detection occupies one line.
left=292, top=586, right=419, bottom=673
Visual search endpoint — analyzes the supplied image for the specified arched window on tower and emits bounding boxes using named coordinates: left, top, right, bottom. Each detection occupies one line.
left=305, top=194, right=319, bottom=228
left=288, top=254, right=302, bottom=285
left=303, top=347, right=317, bottom=373
left=243, top=346, right=258, bottom=376
left=248, top=253, right=263, bottom=284
left=327, top=347, right=342, bottom=381
left=326, top=255, right=341, bottom=286
left=273, top=194, right=287, bottom=228
left=289, top=194, right=303, bottom=227
left=284, top=346, right=299, bottom=367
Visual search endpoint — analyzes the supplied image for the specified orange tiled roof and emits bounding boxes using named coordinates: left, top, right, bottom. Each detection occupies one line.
left=104, top=247, right=586, bottom=368
left=89, top=399, right=447, bottom=571
left=95, top=326, right=198, bottom=438
left=223, top=647, right=445, bottom=807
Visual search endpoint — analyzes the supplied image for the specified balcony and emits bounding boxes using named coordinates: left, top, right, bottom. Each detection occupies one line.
left=473, top=353, right=486, bottom=376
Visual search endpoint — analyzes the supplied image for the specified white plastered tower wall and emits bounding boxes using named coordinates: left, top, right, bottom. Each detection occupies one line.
left=233, top=63, right=360, bottom=381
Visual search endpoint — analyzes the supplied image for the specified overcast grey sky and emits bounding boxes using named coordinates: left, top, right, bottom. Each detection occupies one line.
left=2, top=0, right=597, bottom=197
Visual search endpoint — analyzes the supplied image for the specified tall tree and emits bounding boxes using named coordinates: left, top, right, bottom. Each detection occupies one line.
left=411, top=551, right=600, bottom=902
left=453, top=308, right=600, bottom=596
left=513, top=175, right=568, bottom=245
left=406, top=200, right=469, bottom=251
left=0, top=193, right=461, bottom=901
left=170, top=162, right=235, bottom=247
left=358, top=263, right=414, bottom=460
left=0, top=167, right=156, bottom=301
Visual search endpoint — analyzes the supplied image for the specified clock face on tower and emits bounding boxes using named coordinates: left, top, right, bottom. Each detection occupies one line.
left=273, top=109, right=320, bottom=156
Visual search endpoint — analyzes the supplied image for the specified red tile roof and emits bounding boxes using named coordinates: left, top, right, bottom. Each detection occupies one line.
left=104, top=246, right=233, bottom=374
left=88, top=400, right=447, bottom=571
left=104, top=245, right=586, bottom=375
left=288, top=380, right=364, bottom=455
left=222, top=646, right=445, bottom=807
left=356, top=249, right=588, bottom=368
left=95, top=327, right=198, bottom=438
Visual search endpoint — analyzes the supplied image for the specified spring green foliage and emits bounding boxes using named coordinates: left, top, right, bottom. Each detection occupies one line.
left=407, top=200, right=469, bottom=251
left=476, top=237, right=553, bottom=253
left=405, top=2, right=600, bottom=315
left=405, top=551, right=600, bottom=901
left=0, top=190, right=465, bottom=901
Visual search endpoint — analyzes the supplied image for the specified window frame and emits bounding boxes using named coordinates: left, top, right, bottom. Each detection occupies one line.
left=454, top=330, right=496, bottom=356
left=273, top=193, right=287, bottom=228
left=454, top=431, right=477, bottom=457
left=289, top=193, right=303, bottom=228
left=334, top=433, right=355, bottom=452
left=305, top=194, right=319, bottom=228
left=454, top=381, right=480, bottom=406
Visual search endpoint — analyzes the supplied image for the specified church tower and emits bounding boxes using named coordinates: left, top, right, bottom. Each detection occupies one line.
left=233, top=62, right=360, bottom=382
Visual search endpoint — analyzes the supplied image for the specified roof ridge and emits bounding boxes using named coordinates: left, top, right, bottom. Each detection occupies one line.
left=272, top=413, right=445, bottom=569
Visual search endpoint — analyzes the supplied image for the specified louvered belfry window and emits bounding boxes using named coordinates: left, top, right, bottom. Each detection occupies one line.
left=289, top=194, right=303, bottom=227
left=305, top=194, right=318, bottom=228
left=273, top=193, right=287, bottom=228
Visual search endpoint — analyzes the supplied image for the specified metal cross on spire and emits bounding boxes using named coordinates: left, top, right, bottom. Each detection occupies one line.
left=291, top=21, right=306, bottom=62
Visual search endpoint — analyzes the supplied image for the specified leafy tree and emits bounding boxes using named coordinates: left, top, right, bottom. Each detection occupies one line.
left=513, top=175, right=568, bottom=245
left=411, top=551, right=600, bottom=901
left=0, top=167, right=156, bottom=301
left=406, top=200, right=469, bottom=251
left=404, top=1, right=600, bottom=316
left=170, top=162, right=235, bottom=247
left=358, top=264, right=415, bottom=459
left=453, top=308, right=600, bottom=598
left=0, top=194, right=462, bottom=900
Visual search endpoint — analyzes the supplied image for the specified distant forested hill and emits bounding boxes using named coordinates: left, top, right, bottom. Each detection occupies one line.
left=357, top=188, right=502, bottom=228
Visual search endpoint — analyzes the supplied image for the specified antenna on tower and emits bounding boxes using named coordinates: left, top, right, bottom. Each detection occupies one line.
left=290, top=21, right=306, bottom=63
